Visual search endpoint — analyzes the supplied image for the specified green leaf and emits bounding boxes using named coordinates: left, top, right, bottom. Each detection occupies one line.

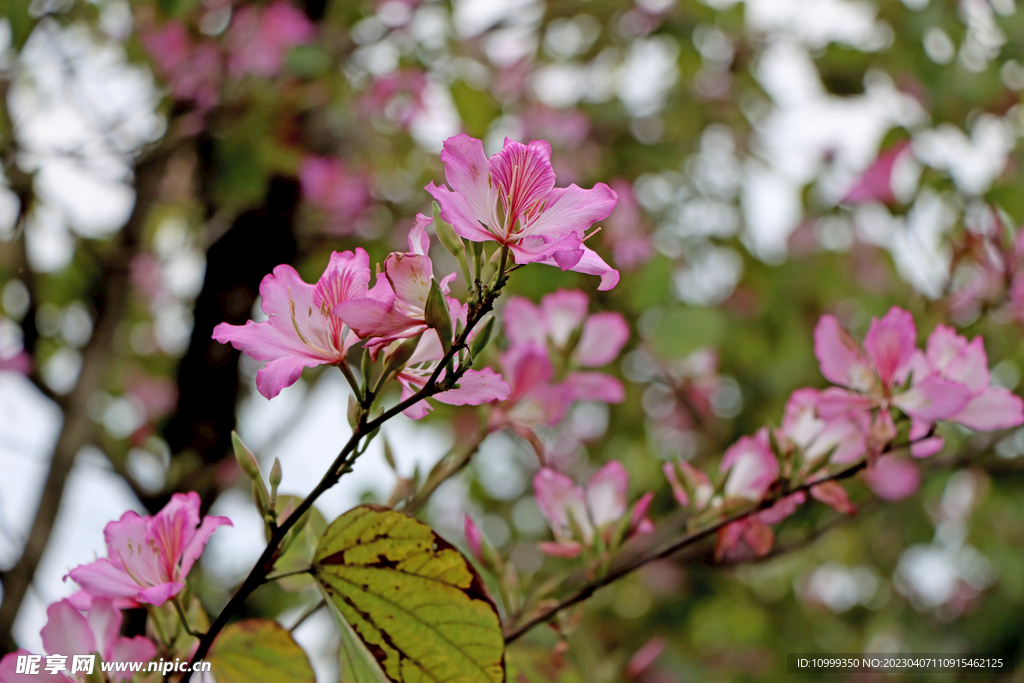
left=424, top=278, right=454, bottom=354
left=328, top=592, right=390, bottom=683
left=312, top=505, right=505, bottom=683
left=207, top=619, right=315, bottom=683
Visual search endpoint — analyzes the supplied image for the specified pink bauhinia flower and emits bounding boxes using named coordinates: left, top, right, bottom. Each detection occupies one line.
left=841, top=139, right=911, bottom=205
left=426, top=134, right=620, bottom=290
left=299, top=156, right=370, bottom=234
left=780, top=387, right=870, bottom=468
left=487, top=343, right=578, bottom=450
left=503, top=289, right=629, bottom=403
left=66, top=492, right=231, bottom=608
left=335, top=215, right=456, bottom=350
left=719, top=428, right=779, bottom=502
left=228, top=1, right=315, bottom=77
left=533, top=462, right=653, bottom=558
left=213, top=249, right=371, bottom=399
left=0, top=599, right=155, bottom=683
left=813, top=307, right=972, bottom=448
left=912, top=325, right=1024, bottom=432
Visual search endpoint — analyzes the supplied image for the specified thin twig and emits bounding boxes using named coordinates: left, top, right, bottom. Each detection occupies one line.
left=289, top=599, right=327, bottom=634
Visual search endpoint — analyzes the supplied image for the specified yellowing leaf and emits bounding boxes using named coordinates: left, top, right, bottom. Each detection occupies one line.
left=208, top=619, right=315, bottom=683
left=312, top=505, right=505, bottom=683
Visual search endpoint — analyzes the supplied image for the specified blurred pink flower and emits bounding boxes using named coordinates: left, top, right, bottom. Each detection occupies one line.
left=0, top=599, right=155, bottom=682
left=140, top=21, right=222, bottom=110
left=534, top=462, right=652, bottom=558
left=503, top=289, right=629, bottom=403
left=625, top=636, right=666, bottom=679
left=602, top=179, right=653, bottom=270
left=814, top=308, right=972, bottom=448
left=426, top=134, right=620, bottom=290
left=67, top=493, right=231, bottom=608
left=841, top=140, right=911, bottom=205
left=300, top=156, right=370, bottom=234
left=0, top=349, right=31, bottom=375
left=360, top=70, right=428, bottom=128
left=720, top=428, right=778, bottom=502
left=213, top=249, right=371, bottom=399
left=489, top=344, right=576, bottom=435
left=911, top=325, right=1024, bottom=433
left=228, top=1, right=315, bottom=77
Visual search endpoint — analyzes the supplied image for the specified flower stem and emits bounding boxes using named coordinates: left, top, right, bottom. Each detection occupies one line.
left=338, top=361, right=363, bottom=404
left=173, top=598, right=202, bottom=639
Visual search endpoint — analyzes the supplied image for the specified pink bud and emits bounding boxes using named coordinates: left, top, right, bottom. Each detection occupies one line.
left=464, top=515, right=484, bottom=563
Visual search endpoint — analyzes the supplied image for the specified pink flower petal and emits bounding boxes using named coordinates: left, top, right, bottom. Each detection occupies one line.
left=533, top=468, right=591, bottom=542
left=892, top=374, right=972, bottom=422
left=435, top=134, right=495, bottom=235
left=407, top=213, right=432, bottom=256
left=85, top=599, right=122, bottom=660
left=67, top=561, right=141, bottom=606
left=909, top=420, right=943, bottom=458
left=663, top=462, right=689, bottom=507
left=566, top=371, right=624, bottom=403
left=758, top=492, right=805, bottom=524
left=585, top=461, right=629, bottom=528
left=814, top=315, right=873, bottom=391
left=842, top=140, right=910, bottom=205
left=0, top=650, right=69, bottom=683
left=490, top=138, right=556, bottom=229
left=539, top=290, right=589, bottom=347
left=432, top=368, right=511, bottom=407
left=863, top=307, right=917, bottom=387
left=954, top=386, right=1024, bottom=431
left=863, top=455, right=920, bottom=500
left=179, top=512, right=233, bottom=579
left=625, top=637, right=665, bottom=679
left=502, top=297, right=547, bottom=349
left=137, top=582, right=186, bottom=606
left=107, top=637, right=157, bottom=683
left=810, top=481, right=856, bottom=515
left=720, top=429, right=778, bottom=501
left=521, top=183, right=618, bottom=242
left=41, top=599, right=96, bottom=659
left=575, top=312, right=629, bottom=367
left=629, top=491, right=655, bottom=534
